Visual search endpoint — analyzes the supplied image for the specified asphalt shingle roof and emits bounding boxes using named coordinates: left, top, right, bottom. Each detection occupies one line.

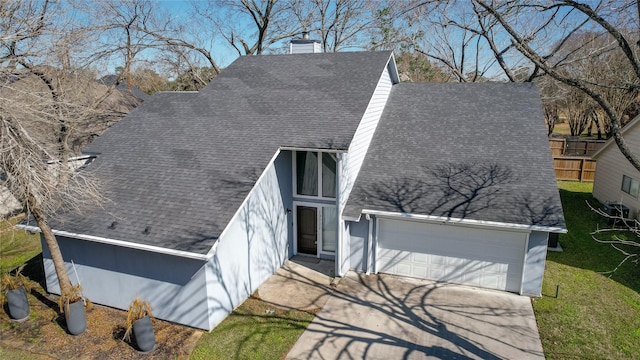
left=53, top=51, right=393, bottom=254
left=99, top=75, right=150, bottom=101
left=344, top=82, right=566, bottom=230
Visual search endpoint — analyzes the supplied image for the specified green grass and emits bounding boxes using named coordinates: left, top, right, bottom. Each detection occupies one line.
left=533, top=181, right=640, bottom=359
left=191, top=297, right=315, bottom=360
left=552, top=122, right=594, bottom=138
left=0, top=215, right=41, bottom=274
left=0, top=346, right=46, bottom=360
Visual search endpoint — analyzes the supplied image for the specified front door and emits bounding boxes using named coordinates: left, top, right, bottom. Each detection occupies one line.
left=297, top=206, right=317, bottom=255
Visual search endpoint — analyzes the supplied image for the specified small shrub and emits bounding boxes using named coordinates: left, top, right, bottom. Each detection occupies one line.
left=124, top=297, right=154, bottom=341
left=58, top=284, right=92, bottom=313
left=1, top=265, right=31, bottom=292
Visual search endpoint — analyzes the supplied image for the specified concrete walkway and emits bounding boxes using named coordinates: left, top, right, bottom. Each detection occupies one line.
left=287, top=272, right=545, bottom=360
left=258, top=256, right=336, bottom=311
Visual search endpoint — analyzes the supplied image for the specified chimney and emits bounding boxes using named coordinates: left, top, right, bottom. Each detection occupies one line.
left=289, top=31, right=322, bottom=54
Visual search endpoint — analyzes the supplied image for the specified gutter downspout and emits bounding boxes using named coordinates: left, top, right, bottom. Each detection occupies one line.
left=520, top=232, right=531, bottom=296
left=335, top=153, right=343, bottom=277
left=373, top=217, right=379, bottom=274
left=366, top=213, right=373, bottom=275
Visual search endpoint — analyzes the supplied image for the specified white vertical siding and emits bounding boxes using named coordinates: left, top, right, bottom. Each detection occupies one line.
left=205, top=152, right=290, bottom=330
left=339, top=64, right=394, bottom=210
left=593, top=126, right=640, bottom=218
left=337, top=60, right=394, bottom=275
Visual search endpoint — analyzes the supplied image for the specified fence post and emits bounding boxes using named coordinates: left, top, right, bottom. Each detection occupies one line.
left=580, top=158, right=585, bottom=182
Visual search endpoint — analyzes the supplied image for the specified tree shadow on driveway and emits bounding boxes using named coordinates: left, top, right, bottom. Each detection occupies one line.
left=263, top=267, right=544, bottom=360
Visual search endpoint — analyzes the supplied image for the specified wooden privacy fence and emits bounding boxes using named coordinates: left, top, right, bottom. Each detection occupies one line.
left=549, top=138, right=606, bottom=157
left=549, top=139, right=565, bottom=156
left=553, top=156, right=597, bottom=182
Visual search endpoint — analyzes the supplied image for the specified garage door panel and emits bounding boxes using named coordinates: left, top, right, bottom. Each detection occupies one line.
left=377, top=219, right=525, bottom=292
left=394, top=264, right=409, bottom=276
left=413, top=253, right=427, bottom=262
left=380, top=236, right=520, bottom=265
left=413, top=265, right=427, bottom=278
left=481, top=275, right=501, bottom=289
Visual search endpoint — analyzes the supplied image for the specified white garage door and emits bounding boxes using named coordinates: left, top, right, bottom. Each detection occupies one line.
left=377, top=219, right=526, bottom=292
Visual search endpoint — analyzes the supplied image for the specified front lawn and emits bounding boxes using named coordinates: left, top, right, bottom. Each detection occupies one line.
left=533, top=181, right=640, bottom=359
left=191, top=297, right=315, bottom=360
left=0, top=215, right=41, bottom=274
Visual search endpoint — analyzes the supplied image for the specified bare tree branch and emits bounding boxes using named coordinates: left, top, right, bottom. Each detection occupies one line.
left=473, top=0, right=640, bottom=171
left=586, top=201, right=640, bottom=274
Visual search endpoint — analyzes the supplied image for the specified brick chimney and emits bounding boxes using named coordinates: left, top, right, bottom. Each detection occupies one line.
left=289, top=31, right=322, bottom=54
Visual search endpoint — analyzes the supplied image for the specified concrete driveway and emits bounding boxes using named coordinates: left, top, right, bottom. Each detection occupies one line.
left=287, top=271, right=544, bottom=360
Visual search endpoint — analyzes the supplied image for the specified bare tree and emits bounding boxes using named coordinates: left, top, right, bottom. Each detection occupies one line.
left=548, top=30, right=639, bottom=138
left=132, top=3, right=223, bottom=83
left=538, top=74, right=564, bottom=136
left=394, top=51, right=450, bottom=82
left=588, top=202, right=639, bottom=274
left=468, top=0, right=640, bottom=171
left=292, top=0, right=380, bottom=52
left=77, top=0, right=159, bottom=94
left=128, top=67, right=166, bottom=94
left=410, top=1, right=539, bottom=82
left=193, top=0, right=302, bottom=56
left=0, top=0, right=134, bottom=296
left=564, top=86, right=592, bottom=137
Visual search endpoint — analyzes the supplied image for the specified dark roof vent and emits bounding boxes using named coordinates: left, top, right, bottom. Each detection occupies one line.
left=108, top=221, right=118, bottom=229
left=143, top=226, right=151, bottom=235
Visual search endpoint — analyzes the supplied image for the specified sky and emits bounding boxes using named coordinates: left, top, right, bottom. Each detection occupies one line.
left=93, top=0, right=610, bottom=82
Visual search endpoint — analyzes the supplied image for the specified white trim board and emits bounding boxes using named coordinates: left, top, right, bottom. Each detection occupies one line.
left=361, top=209, right=568, bottom=234
left=17, top=224, right=210, bottom=260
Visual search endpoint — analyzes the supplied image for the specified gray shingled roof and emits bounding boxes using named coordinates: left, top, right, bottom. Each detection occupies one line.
left=344, top=82, right=566, bottom=230
left=52, top=51, right=393, bottom=254
left=99, top=75, right=150, bottom=101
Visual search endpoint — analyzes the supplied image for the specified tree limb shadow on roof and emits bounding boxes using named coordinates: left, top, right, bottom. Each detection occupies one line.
left=359, top=161, right=564, bottom=227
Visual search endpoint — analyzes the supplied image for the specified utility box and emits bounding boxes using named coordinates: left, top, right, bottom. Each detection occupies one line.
left=548, top=232, right=559, bottom=248
left=601, top=203, right=630, bottom=225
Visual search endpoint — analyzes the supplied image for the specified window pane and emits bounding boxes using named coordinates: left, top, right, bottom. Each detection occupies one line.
left=622, top=175, right=631, bottom=193
left=322, top=153, right=336, bottom=198
left=296, top=151, right=318, bottom=196
left=322, top=207, right=337, bottom=252
left=631, top=179, right=639, bottom=198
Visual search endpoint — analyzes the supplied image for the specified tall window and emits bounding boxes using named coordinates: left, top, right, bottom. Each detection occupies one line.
left=297, top=152, right=318, bottom=196
left=621, top=175, right=639, bottom=198
left=322, top=207, right=337, bottom=252
left=296, top=151, right=336, bottom=198
left=322, top=153, right=336, bottom=198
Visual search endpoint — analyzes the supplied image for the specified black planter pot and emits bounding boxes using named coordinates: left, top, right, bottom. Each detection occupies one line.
left=64, top=300, right=86, bottom=335
left=6, top=287, right=29, bottom=321
left=133, top=315, right=155, bottom=352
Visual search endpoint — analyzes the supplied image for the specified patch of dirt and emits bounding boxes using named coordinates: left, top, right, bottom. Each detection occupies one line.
left=0, top=279, right=202, bottom=359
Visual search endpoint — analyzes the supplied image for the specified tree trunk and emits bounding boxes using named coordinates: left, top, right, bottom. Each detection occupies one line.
left=594, top=114, right=603, bottom=140
left=31, top=206, right=73, bottom=295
